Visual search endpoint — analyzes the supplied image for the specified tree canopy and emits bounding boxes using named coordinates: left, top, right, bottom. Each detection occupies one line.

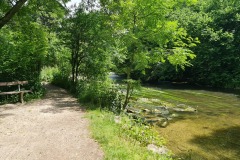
left=1, top=0, right=239, bottom=103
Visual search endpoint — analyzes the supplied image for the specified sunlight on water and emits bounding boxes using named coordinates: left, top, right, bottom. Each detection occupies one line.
left=131, top=85, right=240, bottom=160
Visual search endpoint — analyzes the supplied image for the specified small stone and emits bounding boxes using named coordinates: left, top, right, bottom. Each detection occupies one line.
left=154, top=109, right=161, bottom=114
left=114, top=116, right=121, bottom=124
left=142, top=108, right=150, bottom=112
left=170, top=113, right=178, bottom=117
left=147, top=144, right=169, bottom=155
left=160, top=121, right=168, bottom=128
left=156, top=118, right=168, bottom=128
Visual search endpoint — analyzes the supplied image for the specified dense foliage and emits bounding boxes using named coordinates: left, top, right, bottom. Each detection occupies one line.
left=186, top=0, right=240, bottom=88
left=87, top=110, right=171, bottom=159
left=1, top=1, right=239, bottom=159
left=1, top=0, right=239, bottom=104
left=137, top=0, right=240, bottom=89
left=0, top=0, right=68, bottom=101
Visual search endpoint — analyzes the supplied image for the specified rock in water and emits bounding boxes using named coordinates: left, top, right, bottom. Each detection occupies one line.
left=147, top=144, right=169, bottom=155
left=142, top=108, right=150, bottom=112
left=126, top=107, right=141, bottom=114
left=160, top=121, right=168, bottom=128
left=155, top=106, right=170, bottom=115
left=153, top=109, right=161, bottom=114
left=156, top=118, right=169, bottom=128
left=174, top=104, right=197, bottom=112
left=145, top=118, right=159, bottom=126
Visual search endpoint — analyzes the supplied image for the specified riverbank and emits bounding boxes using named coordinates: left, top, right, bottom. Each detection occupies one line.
left=86, top=109, right=172, bottom=160
left=129, top=85, right=240, bottom=159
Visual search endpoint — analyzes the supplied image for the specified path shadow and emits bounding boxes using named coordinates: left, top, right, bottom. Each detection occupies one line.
left=0, top=103, right=21, bottom=113
left=40, top=84, right=85, bottom=114
left=0, top=113, right=14, bottom=119
left=176, top=126, right=240, bottom=159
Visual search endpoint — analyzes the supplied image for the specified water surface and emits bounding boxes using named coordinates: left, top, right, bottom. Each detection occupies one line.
left=133, top=84, right=240, bottom=159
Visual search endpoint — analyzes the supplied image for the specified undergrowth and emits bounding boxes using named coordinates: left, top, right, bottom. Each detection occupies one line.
left=87, top=109, right=172, bottom=160
left=120, top=116, right=165, bottom=147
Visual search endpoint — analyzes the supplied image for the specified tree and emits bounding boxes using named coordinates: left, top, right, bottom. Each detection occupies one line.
left=61, top=0, right=111, bottom=84
left=104, top=0, right=197, bottom=109
left=170, top=0, right=240, bottom=88
left=0, top=0, right=69, bottom=29
left=0, top=0, right=68, bottom=93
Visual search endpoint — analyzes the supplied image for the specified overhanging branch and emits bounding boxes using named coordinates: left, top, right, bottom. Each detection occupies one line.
left=0, top=0, right=28, bottom=29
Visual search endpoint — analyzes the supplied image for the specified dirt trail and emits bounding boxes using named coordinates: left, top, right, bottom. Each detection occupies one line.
left=0, top=84, right=104, bottom=160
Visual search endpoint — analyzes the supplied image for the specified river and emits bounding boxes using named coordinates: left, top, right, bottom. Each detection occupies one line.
left=132, top=83, right=240, bottom=160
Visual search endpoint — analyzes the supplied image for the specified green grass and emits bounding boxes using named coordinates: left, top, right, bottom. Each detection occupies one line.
left=86, top=109, right=172, bottom=160
left=85, top=82, right=240, bottom=160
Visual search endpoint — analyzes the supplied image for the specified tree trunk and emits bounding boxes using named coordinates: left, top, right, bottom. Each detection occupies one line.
left=123, top=82, right=130, bottom=109
left=122, top=13, right=138, bottom=109
left=123, top=70, right=131, bottom=109
left=75, top=62, right=79, bottom=83
left=71, top=51, right=76, bottom=83
left=0, top=0, right=28, bottom=29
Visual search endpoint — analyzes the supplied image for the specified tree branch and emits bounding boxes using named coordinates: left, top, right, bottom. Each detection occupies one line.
left=0, top=0, right=28, bottom=29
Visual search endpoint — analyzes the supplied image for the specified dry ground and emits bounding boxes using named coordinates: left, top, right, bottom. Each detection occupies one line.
left=0, top=84, right=104, bottom=160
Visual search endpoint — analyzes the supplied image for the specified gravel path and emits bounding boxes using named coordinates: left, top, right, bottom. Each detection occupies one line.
left=0, top=84, right=104, bottom=160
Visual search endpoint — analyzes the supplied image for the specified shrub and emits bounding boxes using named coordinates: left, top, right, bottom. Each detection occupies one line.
left=120, top=115, right=166, bottom=147
left=77, top=80, right=123, bottom=113
left=101, top=84, right=124, bottom=114
left=87, top=110, right=171, bottom=160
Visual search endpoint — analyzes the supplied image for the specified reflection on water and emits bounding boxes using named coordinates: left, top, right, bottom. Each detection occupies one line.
left=131, top=83, right=240, bottom=160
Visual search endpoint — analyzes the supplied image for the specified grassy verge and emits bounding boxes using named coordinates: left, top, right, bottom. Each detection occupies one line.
left=86, top=109, right=172, bottom=160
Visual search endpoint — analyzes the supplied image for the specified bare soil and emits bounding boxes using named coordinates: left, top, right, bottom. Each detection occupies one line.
left=0, top=84, right=104, bottom=160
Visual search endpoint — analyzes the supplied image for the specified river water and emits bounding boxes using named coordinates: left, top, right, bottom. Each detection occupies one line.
left=132, top=83, right=240, bottom=160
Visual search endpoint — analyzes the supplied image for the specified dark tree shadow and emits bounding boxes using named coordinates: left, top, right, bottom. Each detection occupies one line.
left=0, top=103, right=22, bottom=116
left=0, top=106, right=15, bottom=112
left=40, top=84, right=85, bottom=114
left=178, top=126, right=240, bottom=160
left=0, top=113, right=14, bottom=119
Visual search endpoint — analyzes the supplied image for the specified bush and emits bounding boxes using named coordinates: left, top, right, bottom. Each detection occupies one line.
left=101, top=84, right=124, bottom=114
left=87, top=110, right=171, bottom=160
left=120, top=116, right=166, bottom=147
left=77, top=80, right=123, bottom=113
